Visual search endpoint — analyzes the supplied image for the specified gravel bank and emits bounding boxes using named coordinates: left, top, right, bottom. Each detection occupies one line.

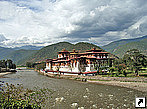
left=39, top=70, right=147, bottom=92
left=88, top=80, right=147, bottom=92
left=0, top=72, right=14, bottom=77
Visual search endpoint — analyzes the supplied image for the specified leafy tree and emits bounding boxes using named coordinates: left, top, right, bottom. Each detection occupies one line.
left=35, top=62, right=46, bottom=70
left=0, top=83, right=52, bottom=109
left=115, top=64, right=127, bottom=76
left=123, top=49, right=147, bottom=76
left=7, top=59, right=13, bottom=69
left=0, top=60, right=2, bottom=67
left=26, top=62, right=33, bottom=68
left=12, top=64, right=16, bottom=69
left=109, top=67, right=115, bottom=76
left=1, top=60, right=7, bottom=68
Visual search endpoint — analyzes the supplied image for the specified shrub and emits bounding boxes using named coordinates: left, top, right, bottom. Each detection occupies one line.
left=0, top=83, right=53, bottom=109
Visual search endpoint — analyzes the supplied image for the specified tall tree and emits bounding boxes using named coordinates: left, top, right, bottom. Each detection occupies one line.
left=1, top=60, right=7, bottom=68
left=12, top=64, right=16, bottom=69
left=123, top=49, right=146, bottom=76
left=7, top=59, right=13, bottom=69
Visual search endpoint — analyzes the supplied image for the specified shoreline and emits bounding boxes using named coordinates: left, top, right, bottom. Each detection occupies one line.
left=1, top=69, right=147, bottom=92
left=0, top=72, right=15, bottom=77
left=87, top=80, right=147, bottom=92
left=38, top=70, right=147, bottom=92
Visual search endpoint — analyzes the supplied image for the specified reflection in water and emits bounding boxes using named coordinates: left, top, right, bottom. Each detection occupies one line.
left=1, top=70, right=147, bottom=108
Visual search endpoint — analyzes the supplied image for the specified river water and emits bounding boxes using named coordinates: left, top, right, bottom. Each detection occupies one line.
left=0, top=70, right=147, bottom=109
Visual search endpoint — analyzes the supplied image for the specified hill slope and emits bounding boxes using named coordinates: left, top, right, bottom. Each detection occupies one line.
left=0, top=47, right=15, bottom=60
left=102, top=36, right=147, bottom=58
left=20, top=42, right=102, bottom=64
left=14, top=45, right=44, bottom=50
left=0, top=47, right=37, bottom=65
left=7, top=49, right=37, bottom=65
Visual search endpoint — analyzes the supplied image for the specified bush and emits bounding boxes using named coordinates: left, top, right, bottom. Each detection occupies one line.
left=0, top=83, right=53, bottom=109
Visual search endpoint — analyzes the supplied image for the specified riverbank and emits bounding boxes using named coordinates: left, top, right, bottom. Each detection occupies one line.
left=0, top=72, right=15, bottom=77
left=38, top=70, right=147, bottom=92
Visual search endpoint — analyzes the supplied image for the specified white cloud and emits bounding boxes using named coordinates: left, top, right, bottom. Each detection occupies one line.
left=0, top=0, right=147, bottom=47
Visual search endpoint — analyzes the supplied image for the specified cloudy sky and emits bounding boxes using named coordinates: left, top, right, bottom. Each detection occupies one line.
left=0, top=0, right=147, bottom=47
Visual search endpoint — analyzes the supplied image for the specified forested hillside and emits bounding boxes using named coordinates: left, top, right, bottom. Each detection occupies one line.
left=0, top=47, right=14, bottom=60
left=20, top=42, right=102, bottom=65
left=7, top=49, right=37, bottom=65
left=102, top=36, right=147, bottom=58
left=1, top=35, right=146, bottom=65
left=0, top=47, right=37, bottom=65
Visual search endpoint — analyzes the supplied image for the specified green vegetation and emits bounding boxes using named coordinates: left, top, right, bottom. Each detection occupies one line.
left=24, top=42, right=102, bottom=65
left=107, top=49, right=147, bottom=77
left=103, top=35, right=147, bottom=58
left=0, top=59, right=16, bottom=72
left=1, top=35, right=147, bottom=66
left=0, top=42, right=102, bottom=66
left=0, top=83, right=52, bottom=108
left=34, top=63, right=46, bottom=70
left=7, top=49, right=37, bottom=65
left=0, top=47, right=14, bottom=60
left=26, top=62, right=46, bottom=70
left=0, top=48, right=37, bottom=65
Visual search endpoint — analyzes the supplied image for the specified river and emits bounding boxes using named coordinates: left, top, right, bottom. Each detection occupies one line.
left=0, top=70, right=147, bottom=109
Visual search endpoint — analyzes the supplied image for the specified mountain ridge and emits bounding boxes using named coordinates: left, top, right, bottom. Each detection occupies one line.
left=0, top=35, right=146, bottom=65
left=102, top=35, right=147, bottom=58
left=21, top=42, right=102, bottom=64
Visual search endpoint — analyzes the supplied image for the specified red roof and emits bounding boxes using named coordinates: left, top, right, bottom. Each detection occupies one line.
left=79, top=53, right=88, bottom=55
left=96, top=58, right=110, bottom=60
left=52, top=61, right=60, bottom=63
left=86, top=56, right=96, bottom=59
left=57, top=57, right=66, bottom=59
left=86, top=52, right=109, bottom=54
left=80, top=56, right=96, bottom=59
left=82, top=71, right=97, bottom=74
left=58, top=59, right=70, bottom=62
left=70, top=57, right=82, bottom=60
left=52, top=59, right=58, bottom=61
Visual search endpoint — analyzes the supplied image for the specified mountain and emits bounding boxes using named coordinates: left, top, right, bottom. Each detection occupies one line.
left=14, top=45, right=44, bottom=50
left=102, top=35, right=147, bottom=58
left=3, top=37, right=145, bottom=65
left=6, top=49, right=37, bottom=65
left=0, top=47, right=37, bottom=65
left=0, top=47, right=14, bottom=60
left=0, top=45, right=43, bottom=64
left=20, top=42, right=102, bottom=64
left=0, top=42, right=103, bottom=65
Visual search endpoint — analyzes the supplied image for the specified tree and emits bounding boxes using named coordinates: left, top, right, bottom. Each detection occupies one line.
left=7, top=59, right=13, bottom=69
left=0, top=60, right=2, bottom=68
left=123, top=49, right=146, bottom=76
left=26, top=62, right=33, bottom=68
left=1, top=60, right=7, bottom=69
left=35, top=62, right=46, bottom=70
left=12, top=64, right=16, bottom=69
left=109, top=67, right=115, bottom=76
left=115, top=64, right=127, bottom=76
